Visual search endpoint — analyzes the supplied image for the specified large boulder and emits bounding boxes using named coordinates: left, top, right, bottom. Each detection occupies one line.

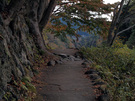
left=0, top=15, right=35, bottom=99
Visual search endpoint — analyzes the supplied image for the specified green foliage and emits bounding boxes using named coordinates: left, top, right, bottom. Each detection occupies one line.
left=79, top=34, right=100, bottom=47
left=20, top=82, right=28, bottom=91
left=126, top=29, right=135, bottom=49
left=3, top=76, right=36, bottom=101
left=34, top=53, right=44, bottom=64
left=21, top=76, right=36, bottom=93
left=48, top=0, right=113, bottom=39
left=3, top=92, right=12, bottom=101
left=81, top=46, right=135, bottom=101
left=3, top=92, right=16, bottom=101
left=22, top=76, right=31, bottom=82
left=25, top=81, right=36, bottom=93
left=117, top=0, right=135, bottom=45
left=112, top=38, right=125, bottom=48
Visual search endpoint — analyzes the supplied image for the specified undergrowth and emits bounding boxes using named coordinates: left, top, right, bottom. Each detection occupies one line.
left=81, top=45, right=135, bottom=101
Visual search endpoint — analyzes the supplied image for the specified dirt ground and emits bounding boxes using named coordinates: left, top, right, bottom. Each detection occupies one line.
left=33, top=49, right=95, bottom=101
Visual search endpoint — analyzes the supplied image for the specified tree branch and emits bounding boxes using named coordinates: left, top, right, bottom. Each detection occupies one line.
left=110, top=24, right=135, bottom=46
left=116, top=0, right=125, bottom=23
left=107, top=0, right=125, bottom=45
left=37, top=0, right=49, bottom=23
left=117, top=24, right=135, bottom=36
left=39, top=0, right=56, bottom=32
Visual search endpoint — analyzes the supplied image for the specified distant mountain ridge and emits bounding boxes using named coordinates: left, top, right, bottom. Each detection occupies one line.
left=59, top=18, right=90, bottom=37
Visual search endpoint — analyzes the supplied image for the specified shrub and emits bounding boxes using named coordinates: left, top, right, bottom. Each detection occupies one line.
left=126, top=29, right=135, bottom=49
left=80, top=45, right=135, bottom=101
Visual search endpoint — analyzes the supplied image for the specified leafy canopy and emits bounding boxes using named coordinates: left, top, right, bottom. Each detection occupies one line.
left=47, top=0, right=114, bottom=39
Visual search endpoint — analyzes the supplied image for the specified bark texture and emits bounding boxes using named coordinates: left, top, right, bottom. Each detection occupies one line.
left=107, top=0, right=132, bottom=46
left=107, top=0, right=125, bottom=46
left=0, top=0, right=56, bottom=100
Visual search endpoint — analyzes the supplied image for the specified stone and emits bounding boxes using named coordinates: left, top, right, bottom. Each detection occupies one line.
left=82, top=62, right=87, bottom=65
left=69, top=57, right=74, bottom=61
left=55, top=60, right=63, bottom=64
left=47, top=60, right=56, bottom=66
left=90, top=74, right=101, bottom=80
left=58, top=54, right=68, bottom=58
left=86, top=64, right=90, bottom=68
left=98, top=94, right=110, bottom=101
left=68, top=55, right=75, bottom=58
left=83, top=64, right=90, bottom=68
left=85, top=69, right=97, bottom=74
left=74, top=52, right=83, bottom=58
left=84, top=59, right=93, bottom=64
left=94, top=79, right=105, bottom=85
left=64, top=58, right=70, bottom=61
left=74, top=58, right=81, bottom=61
left=75, top=55, right=80, bottom=58
left=68, top=55, right=75, bottom=61
left=82, top=61, right=91, bottom=66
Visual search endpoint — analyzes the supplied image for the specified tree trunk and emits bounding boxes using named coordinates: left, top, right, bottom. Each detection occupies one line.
left=26, top=0, right=56, bottom=55
left=0, top=0, right=56, bottom=100
left=107, top=0, right=125, bottom=46
left=39, top=0, right=56, bottom=32
left=107, top=0, right=133, bottom=46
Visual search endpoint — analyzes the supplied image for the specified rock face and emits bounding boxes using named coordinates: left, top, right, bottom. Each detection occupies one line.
left=0, top=0, right=56, bottom=100
left=0, top=15, right=35, bottom=99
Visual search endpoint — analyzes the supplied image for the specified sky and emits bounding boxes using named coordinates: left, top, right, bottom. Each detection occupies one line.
left=55, top=0, right=122, bottom=21
left=104, top=0, right=121, bottom=4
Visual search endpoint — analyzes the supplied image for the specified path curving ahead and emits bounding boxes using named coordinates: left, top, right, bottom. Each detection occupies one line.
left=34, top=49, right=95, bottom=101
